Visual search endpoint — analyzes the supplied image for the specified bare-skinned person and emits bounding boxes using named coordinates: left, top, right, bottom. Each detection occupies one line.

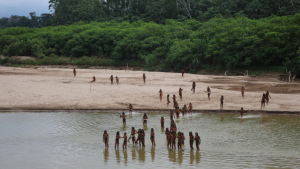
left=90, top=76, right=96, bottom=83
left=240, top=107, right=244, bottom=117
left=181, top=69, right=185, bottom=77
left=175, top=107, right=180, bottom=118
left=207, top=87, right=211, bottom=100
left=128, top=104, right=133, bottom=113
left=173, top=94, right=176, bottom=103
left=103, top=130, right=109, bottom=147
left=135, top=129, right=141, bottom=146
left=182, top=133, right=185, bottom=145
left=170, top=110, right=174, bottom=120
left=143, top=73, right=146, bottom=83
left=192, top=81, right=196, bottom=93
left=241, top=87, right=245, bottom=98
left=73, top=68, right=76, bottom=77
left=120, top=112, right=127, bottom=124
left=182, top=105, right=188, bottom=116
left=143, top=113, right=148, bottom=125
left=165, top=128, right=170, bottom=140
left=171, top=131, right=176, bottom=149
left=109, top=75, right=113, bottom=85
left=188, top=103, right=193, bottom=114
left=174, top=100, right=178, bottom=109
left=150, top=128, right=156, bottom=146
left=115, top=131, right=121, bottom=149
left=120, top=132, right=128, bottom=150
left=141, top=129, right=145, bottom=147
left=266, top=91, right=271, bottom=105
left=167, top=94, right=171, bottom=107
left=131, top=127, right=137, bottom=144
left=195, top=132, right=201, bottom=150
left=177, top=132, right=183, bottom=150
left=189, top=132, right=194, bottom=149
left=261, top=93, right=266, bottom=109
left=167, top=130, right=172, bottom=148
left=220, top=95, right=224, bottom=109
left=179, top=88, right=183, bottom=100
left=158, top=89, right=163, bottom=102
left=116, top=76, right=119, bottom=85
left=161, top=117, right=164, bottom=128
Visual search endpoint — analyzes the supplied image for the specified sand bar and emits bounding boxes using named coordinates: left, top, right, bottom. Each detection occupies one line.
left=0, top=66, right=300, bottom=114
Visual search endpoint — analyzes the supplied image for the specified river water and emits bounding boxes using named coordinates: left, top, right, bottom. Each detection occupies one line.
left=0, top=112, right=299, bottom=169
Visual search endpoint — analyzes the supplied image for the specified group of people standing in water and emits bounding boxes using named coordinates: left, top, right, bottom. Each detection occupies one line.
left=73, top=68, right=272, bottom=150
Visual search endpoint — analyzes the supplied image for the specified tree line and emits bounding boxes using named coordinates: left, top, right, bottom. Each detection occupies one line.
left=0, top=12, right=52, bottom=29
left=1, top=14, right=300, bottom=76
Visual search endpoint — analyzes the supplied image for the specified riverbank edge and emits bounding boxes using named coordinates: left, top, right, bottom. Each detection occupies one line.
left=0, top=108, right=299, bottom=115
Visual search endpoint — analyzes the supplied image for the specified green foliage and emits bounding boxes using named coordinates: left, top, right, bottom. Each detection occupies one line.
left=1, top=14, right=300, bottom=74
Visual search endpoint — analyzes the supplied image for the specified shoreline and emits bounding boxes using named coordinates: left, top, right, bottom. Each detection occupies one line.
left=0, top=108, right=299, bottom=115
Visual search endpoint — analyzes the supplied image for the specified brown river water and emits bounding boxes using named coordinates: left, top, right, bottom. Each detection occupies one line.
left=0, top=112, right=299, bottom=168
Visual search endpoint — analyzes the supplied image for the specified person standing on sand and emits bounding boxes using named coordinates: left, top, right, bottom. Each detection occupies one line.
left=241, top=87, right=245, bottom=98
left=207, top=87, right=211, bottom=100
left=109, top=75, right=113, bottom=85
left=195, top=132, right=201, bottom=150
left=261, top=93, right=266, bottom=109
left=220, top=95, right=224, bottom=109
left=158, top=89, right=163, bottom=102
left=143, top=73, right=146, bottom=83
left=240, top=107, right=244, bottom=117
left=150, top=128, right=156, bottom=146
left=266, top=91, right=271, bottom=105
left=161, top=117, right=164, bottom=128
left=128, top=104, right=133, bottom=113
left=120, top=112, right=127, bottom=124
left=90, top=76, right=96, bottom=83
left=167, top=94, right=171, bottom=107
left=192, top=81, right=196, bottom=93
left=179, top=88, right=183, bottom=100
left=103, top=130, right=109, bottom=147
left=73, top=68, right=76, bottom=77
left=116, top=76, right=119, bottom=85
left=181, top=69, right=185, bottom=77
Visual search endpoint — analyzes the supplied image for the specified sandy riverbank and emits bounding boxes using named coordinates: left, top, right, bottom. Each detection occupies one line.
left=0, top=66, right=300, bottom=113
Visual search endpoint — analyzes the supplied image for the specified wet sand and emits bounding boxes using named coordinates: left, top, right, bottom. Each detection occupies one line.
left=0, top=67, right=300, bottom=113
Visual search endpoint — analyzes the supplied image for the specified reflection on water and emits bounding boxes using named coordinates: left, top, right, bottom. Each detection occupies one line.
left=0, top=112, right=300, bottom=169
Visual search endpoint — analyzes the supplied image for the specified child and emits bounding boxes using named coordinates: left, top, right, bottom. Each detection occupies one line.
left=261, top=93, right=266, bottom=109
left=167, top=94, right=171, bottom=107
left=181, top=69, right=185, bottom=77
left=177, top=132, right=183, bottom=150
left=266, top=91, right=271, bottom=105
left=103, top=130, right=109, bottom=147
left=115, top=131, right=120, bottom=149
left=167, top=130, right=172, bottom=148
left=195, top=132, right=201, bottom=150
left=175, top=107, right=180, bottom=118
left=161, top=117, right=164, bottom=128
left=171, top=131, right=176, bottom=149
left=170, top=110, right=174, bottom=120
left=150, top=128, right=156, bottom=146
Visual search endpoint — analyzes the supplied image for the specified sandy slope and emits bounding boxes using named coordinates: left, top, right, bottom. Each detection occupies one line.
left=0, top=66, right=300, bottom=112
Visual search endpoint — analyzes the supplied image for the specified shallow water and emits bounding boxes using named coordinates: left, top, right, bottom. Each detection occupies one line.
left=0, top=112, right=299, bottom=169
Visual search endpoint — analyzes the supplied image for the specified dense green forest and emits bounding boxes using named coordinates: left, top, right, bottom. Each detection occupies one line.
left=0, top=0, right=300, bottom=76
